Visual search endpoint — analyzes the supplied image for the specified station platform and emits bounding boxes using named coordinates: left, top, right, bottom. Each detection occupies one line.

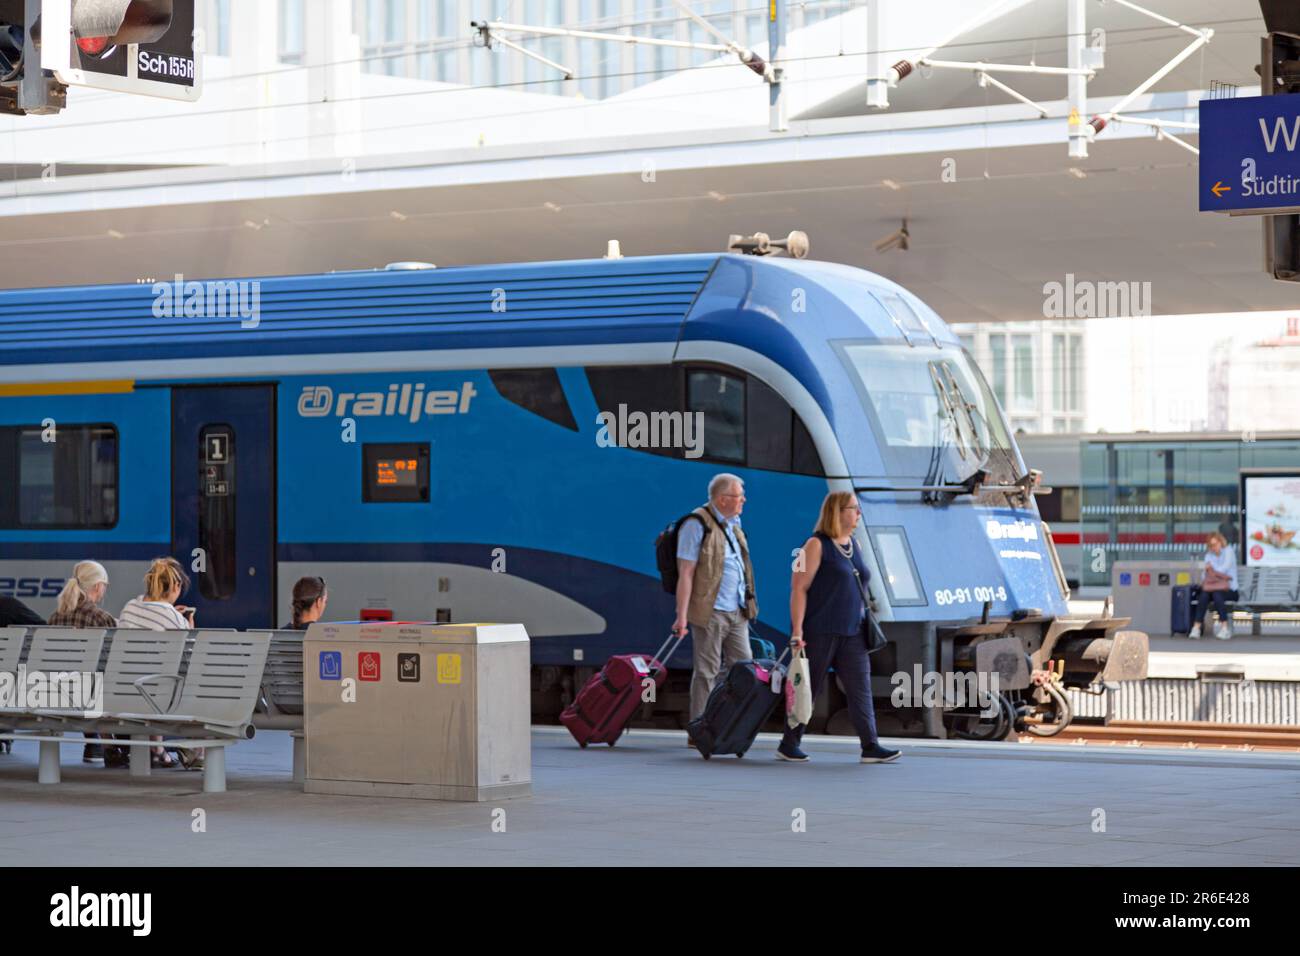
left=1069, top=599, right=1300, bottom=680
left=1, top=728, right=1296, bottom=867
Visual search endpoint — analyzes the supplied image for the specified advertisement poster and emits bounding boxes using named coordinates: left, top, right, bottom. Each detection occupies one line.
left=1244, top=474, right=1300, bottom=567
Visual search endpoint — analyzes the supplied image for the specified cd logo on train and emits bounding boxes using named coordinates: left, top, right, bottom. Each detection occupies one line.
left=985, top=519, right=1038, bottom=542
left=296, top=383, right=477, bottom=423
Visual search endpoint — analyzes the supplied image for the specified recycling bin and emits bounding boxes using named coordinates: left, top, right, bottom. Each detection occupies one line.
left=303, top=621, right=531, bottom=801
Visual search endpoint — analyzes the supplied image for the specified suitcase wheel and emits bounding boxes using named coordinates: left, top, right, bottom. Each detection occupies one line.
left=701, top=752, right=711, bottom=760
left=736, top=751, right=745, bottom=759
left=607, top=740, right=616, bottom=747
left=578, top=741, right=588, bottom=749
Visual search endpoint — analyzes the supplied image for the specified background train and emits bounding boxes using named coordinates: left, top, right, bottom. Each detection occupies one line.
left=0, top=253, right=1146, bottom=738
left=1018, top=430, right=1300, bottom=595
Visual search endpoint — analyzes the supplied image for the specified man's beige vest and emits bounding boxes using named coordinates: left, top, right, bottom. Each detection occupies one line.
left=686, top=505, right=759, bottom=628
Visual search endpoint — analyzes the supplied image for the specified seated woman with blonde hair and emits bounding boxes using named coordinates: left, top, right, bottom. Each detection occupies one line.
left=49, top=561, right=116, bottom=764
left=118, top=557, right=197, bottom=768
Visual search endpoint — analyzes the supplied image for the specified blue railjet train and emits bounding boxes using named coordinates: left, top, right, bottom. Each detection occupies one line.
left=0, top=253, right=1146, bottom=737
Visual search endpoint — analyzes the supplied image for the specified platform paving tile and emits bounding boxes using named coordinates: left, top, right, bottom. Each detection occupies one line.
left=1, top=731, right=1297, bottom=866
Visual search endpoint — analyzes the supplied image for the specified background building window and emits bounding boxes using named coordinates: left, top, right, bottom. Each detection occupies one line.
left=279, top=0, right=305, bottom=65
left=1013, top=334, right=1034, bottom=407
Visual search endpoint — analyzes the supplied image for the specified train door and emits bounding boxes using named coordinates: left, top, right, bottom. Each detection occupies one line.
left=171, top=385, right=275, bottom=628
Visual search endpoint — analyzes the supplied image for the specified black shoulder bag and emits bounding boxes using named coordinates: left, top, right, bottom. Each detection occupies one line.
left=850, top=564, right=888, bottom=655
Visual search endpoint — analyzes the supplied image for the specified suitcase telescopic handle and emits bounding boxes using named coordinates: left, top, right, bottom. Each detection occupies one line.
left=651, top=630, right=688, bottom=674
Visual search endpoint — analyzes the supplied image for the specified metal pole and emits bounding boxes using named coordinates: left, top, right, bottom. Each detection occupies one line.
left=1068, top=0, right=1088, bottom=158
left=866, top=0, right=887, bottom=109
left=768, top=0, right=786, bottom=132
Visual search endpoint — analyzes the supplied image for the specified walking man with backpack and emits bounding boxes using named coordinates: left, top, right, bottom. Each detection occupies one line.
left=670, top=473, right=759, bottom=721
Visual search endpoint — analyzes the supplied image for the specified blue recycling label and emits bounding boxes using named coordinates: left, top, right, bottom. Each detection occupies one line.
left=319, top=651, right=342, bottom=681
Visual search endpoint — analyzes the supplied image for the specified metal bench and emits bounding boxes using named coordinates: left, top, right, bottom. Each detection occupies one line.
left=253, top=629, right=307, bottom=781
left=1, top=628, right=271, bottom=793
left=1231, top=567, right=1300, bottom=636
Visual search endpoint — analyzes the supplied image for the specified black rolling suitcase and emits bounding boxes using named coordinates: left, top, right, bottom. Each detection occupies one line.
left=688, top=654, right=787, bottom=760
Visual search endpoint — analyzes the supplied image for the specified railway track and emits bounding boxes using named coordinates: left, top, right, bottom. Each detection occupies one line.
left=1015, top=720, right=1300, bottom=752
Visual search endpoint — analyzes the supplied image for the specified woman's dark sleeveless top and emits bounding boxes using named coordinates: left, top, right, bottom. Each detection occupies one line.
left=803, top=532, right=872, bottom=637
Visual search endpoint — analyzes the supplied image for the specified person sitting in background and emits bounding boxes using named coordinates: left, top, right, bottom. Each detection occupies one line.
left=48, top=561, right=116, bottom=765
left=1190, top=532, right=1238, bottom=640
left=119, top=557, right=194, bottom=631
left=283, top=577, right=328, bottom=630
left=118, top=557, right=196, bottom=769
left=0, top=595, right=43, bottom=627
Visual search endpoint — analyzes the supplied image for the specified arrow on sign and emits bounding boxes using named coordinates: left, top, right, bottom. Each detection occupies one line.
left=1212, top=181, right=1232, bottom=198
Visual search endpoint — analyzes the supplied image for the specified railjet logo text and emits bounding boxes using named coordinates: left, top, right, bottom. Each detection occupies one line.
left=50, top=886, right=151, bottom=936
left=297, top=383, right=477, bottom=423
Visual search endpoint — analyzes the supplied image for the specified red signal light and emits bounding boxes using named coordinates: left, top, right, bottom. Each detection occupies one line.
left=76, top=36, right=111, bottom=55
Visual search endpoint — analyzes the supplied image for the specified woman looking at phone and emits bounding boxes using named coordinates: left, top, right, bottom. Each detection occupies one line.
left=118, top=557, right=197, bottom=768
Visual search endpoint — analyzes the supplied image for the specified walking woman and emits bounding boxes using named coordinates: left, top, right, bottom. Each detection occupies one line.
left=777, top=491, right=900, bottom=764
left=48, top=561, right=116, bottom=764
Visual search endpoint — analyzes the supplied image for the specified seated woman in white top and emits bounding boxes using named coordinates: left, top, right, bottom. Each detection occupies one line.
left=118, top=557, right=196, bottom=769
left=1190, top=532, right=1238, bottom=640
left=119, top=557, right=195, bottom=631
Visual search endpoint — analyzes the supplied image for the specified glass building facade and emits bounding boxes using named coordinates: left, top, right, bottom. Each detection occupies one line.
left=1079, top=436, right=1300, bottom=586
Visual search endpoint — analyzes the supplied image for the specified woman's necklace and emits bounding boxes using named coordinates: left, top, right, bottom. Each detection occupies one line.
left=833, top=536, right=853, bottom=559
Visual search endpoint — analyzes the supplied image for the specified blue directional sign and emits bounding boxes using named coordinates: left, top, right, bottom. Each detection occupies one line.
left=1200, top=94, right=1300, bottom=214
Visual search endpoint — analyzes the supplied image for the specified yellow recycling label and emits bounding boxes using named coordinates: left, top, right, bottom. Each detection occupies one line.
left=437, top=653, right=462, bottom=685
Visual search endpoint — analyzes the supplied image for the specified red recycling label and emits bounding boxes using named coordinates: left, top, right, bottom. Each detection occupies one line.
left=358, top=652, right=381, bottom=682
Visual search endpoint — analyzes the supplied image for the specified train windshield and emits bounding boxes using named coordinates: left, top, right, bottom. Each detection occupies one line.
left=844, top=342, right=1018, bottom=484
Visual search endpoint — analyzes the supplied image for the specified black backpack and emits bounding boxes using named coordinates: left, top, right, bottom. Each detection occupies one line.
left=655, top=511, right=710, bottom=593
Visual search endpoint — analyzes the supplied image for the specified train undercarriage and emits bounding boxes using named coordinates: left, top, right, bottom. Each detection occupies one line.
left=531, top=613, right=1149, bottom=742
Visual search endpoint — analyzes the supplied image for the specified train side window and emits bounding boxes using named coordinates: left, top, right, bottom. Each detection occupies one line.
left=746, top=377, right=792, bottom=471
left=488, top=368, right=577, bottom=431
left=0, top=424, right=118, bottom=529
left=1036, top=487, right=1063, bottom=522
left=585, top=365, right=680, bottom=458
left=868, top=526, right=927, bottom=607
left=687, top=370, right=745, bottom=463
left=198, top=425, right=237, bottom=601
left=792, top=416, right=825, bottom=477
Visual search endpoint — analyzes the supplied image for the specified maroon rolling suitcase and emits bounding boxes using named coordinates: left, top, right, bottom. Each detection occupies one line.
left=560, top=632, right=684, bottom=747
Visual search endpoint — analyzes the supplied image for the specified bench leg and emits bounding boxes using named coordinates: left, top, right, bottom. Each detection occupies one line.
left=203, top=746, right=226, bottom=793
left=38, top=737, right=61, bottom=785
left=129, top=736, right=150, bottom=777
left=292, top=733, right=305, bottom=784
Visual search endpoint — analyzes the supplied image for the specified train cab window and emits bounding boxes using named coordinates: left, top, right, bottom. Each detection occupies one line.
left=586, top=365, right=680, bottom=458
left=488, top=368, right=577, bottom=431
left=687, top=370, right=744, bottom=463
left=0, top=424, right=118, bottom=529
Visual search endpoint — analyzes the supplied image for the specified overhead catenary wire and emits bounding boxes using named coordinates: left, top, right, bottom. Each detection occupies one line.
left=21, top=8, right=1263, bottom=127
left=0, top=16, right=1258, bottom=162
